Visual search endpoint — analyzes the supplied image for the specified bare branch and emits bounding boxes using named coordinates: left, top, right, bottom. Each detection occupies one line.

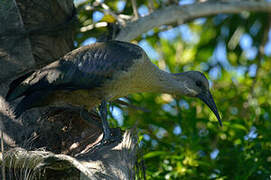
left=116, top=1, right=271, bottom=41
left=131, top=0, right=139, bottom=19
left=148, top=0, right=155, bottom=13
left=100, top=3, right=127, bottom=25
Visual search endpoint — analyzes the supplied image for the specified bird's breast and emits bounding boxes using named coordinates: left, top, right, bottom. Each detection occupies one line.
left=101, top=55, right=158, bottom=98
left=45, top=89, right=103, bottom=109
left=44, top=51, right=158, bottom=108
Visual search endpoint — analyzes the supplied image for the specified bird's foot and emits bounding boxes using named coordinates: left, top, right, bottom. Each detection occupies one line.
left=85, top=100, right=122, bottom=152
left=90, top=127, right=123, bottom=152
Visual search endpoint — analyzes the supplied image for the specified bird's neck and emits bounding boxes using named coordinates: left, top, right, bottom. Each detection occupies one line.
left=136, top=63, right=186, bottom=95
left=148, top=69, right=178, bottom=94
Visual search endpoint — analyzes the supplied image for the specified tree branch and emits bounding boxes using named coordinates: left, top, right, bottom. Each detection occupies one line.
left=116, top=1, right=271, bottom=41
left=131, top=0, right=139, bottom=19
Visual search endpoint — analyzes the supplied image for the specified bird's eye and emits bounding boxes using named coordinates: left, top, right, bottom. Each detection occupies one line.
left=196, top=80, right=202, bottom=87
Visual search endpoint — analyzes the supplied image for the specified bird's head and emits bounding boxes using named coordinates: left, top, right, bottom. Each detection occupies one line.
left=173, top=71, right=222, bottom=126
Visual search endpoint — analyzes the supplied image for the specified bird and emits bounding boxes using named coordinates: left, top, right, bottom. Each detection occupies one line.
left=5, top=40, right=221, bottom=145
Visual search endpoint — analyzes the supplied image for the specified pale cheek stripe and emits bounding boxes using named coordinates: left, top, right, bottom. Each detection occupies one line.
left=183, top=80, right=197, bottom=95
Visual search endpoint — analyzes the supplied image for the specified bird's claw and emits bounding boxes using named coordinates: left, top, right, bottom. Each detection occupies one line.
left=90, top=127, right=123, bottom=152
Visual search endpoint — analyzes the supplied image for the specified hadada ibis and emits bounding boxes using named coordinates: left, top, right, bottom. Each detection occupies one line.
left=6, top=40, right=221, bottom=145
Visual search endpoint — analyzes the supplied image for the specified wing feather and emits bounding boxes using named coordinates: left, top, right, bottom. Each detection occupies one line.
left=6, top=41, right=144, bottom=101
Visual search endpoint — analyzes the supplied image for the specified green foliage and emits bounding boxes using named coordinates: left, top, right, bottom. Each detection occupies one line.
left=75, top=1, right=271, bottom=179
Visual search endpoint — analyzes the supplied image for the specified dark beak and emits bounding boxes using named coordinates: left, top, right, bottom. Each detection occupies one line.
left=197, top=91, right=222, bottom=126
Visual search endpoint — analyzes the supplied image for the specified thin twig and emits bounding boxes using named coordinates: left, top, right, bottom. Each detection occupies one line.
left=148, top=0, right=155, bottom=13
left=131, top=0, right=139, bottom=19
left=91, top=2, right=127, bottom=25
left=100, top=3, right=121, bottom=21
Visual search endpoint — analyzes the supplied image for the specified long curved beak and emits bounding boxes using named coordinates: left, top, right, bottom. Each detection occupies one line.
left=197, top=91, right=222, bottom=126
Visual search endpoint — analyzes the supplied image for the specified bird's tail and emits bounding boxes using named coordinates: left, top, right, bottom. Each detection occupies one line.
left=13, top=90, right=50, bottom=118
left=6, top=71, right=34, bottom=102
left=14, top=100, right=27, bottom=118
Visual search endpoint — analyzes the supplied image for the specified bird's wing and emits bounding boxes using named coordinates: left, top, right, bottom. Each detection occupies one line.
left=6, top=41, right=144, bottom=101
left=66, top=40, right=144, bottom=88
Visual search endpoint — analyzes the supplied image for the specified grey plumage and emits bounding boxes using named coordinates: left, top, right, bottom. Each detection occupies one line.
left=6, top=40, right=221, bottom=126
left=6, top=41, right=143, bottom=117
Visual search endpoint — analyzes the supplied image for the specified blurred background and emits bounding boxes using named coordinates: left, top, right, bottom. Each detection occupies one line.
left=74, top=0, right=271, bottom=179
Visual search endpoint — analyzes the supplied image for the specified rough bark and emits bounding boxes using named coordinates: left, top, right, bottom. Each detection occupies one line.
left=0, top=0, right=76, bottom=148
left=0, top=130, right=137, bottom=180
left=0, top=0, right=35, bottom=83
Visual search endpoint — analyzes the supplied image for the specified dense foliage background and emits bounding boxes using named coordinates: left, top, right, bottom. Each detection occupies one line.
left=74, top=0, right=271, bottom=179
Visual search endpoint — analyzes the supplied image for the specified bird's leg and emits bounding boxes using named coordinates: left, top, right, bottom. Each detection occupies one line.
left=88, top=100, right=122, bottom=152
left=99, top=100, right=111, bottom=143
